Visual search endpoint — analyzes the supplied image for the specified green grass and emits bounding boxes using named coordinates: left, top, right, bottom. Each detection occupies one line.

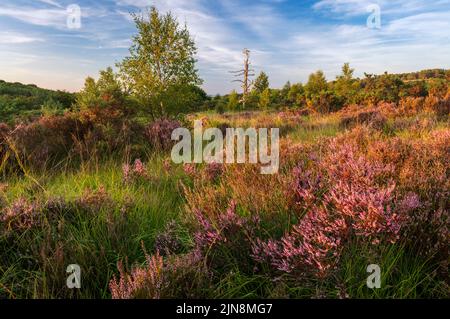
left=289, top=114, right=342, bottom=143
left=1, top=110, right=448, bottom=299
left=1, top=154, right=186, bottom=298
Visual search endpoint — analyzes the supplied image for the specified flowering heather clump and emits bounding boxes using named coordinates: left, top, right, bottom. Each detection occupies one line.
left=144, top=118, right=181, bottom=151
left=397, top=192, right=422, bottom=214
left=76, top=185, right=113, bottom=212
left=323, top=140, right=408, bottom=244
left=0, top=197, right=40, bottom=232
left=110, top=251, right=164, bottom=299
left=252, top=207, right=348, bottom=278
left=123, top=159, right=150, bottom=183
left=290, top=164, right=323, bottom=211
left=252, top=137, right=417, bottom=279
left=193, top=201, right=261, bottom=271
left=10, top=114, right=92, bottom=170
left=323, top=140, right=395, bottom=187
left=154, top=220, right=183, bottom=256
left=162, top=158, right=172, bottom=174
left=183, top=163, right=197, bottom=177
left=110, top=249, right=211, bottom=299
left=203, top=162, right=223, bottom=182
left=398, top=129, right=449, bottom=201
left=133, top=159, right=147, bottom=176
left=328, top=181, right=403, bottom=244
left=404, top=203, right=449, bottom=259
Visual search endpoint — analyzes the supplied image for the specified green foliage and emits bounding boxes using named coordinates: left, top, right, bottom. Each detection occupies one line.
left=333, top=63, right=358, bottom=105
left=97, top=67, right=125, bottom=106
left=361, top=72, right=404, bottom=104
left=76, top=77, right=102, bottom=110
left=40, top=98, right=64, bottom=117
left=0, top=80, right=74, bottom=123
left=227, top=90, right=240, bottom=111
left=287, top=83, right=304, bottom=107
left=118, top=7, right=203, bottom=118
left=280, top=81, right=291, bottom=105
left=305, top=70, right=328, bottom=98
left=253, top=72, right=269, bottom=94
left=259, top=88, right=271, bottom=109
left=215, top=99, right=226, bottom=114
left=77, top=67, right=126, bottom=110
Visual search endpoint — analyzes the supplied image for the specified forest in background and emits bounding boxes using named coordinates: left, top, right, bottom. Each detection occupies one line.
left=1, top=68, right=449, bottom=124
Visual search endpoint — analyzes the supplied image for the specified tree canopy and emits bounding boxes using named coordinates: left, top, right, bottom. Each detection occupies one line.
left=118, top=6, right=203, bottom=118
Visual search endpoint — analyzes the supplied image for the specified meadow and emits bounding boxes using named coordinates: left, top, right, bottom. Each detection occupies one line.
left=0, top=100, right=448, bottom=299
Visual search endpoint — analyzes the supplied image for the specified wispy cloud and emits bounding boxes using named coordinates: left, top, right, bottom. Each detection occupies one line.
left=0, top=0, right=449, bottom=93
left=37, top=0, right=63, bottom=8
left=0, top=32, right=43, bottom=44
left=0, top=6, right=67, bottom=28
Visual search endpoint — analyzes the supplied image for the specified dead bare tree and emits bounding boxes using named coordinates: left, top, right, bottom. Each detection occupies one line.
left=230, top=48, right=255, bottom=108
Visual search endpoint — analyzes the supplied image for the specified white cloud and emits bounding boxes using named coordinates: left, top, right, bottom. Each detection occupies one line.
left=37, top=0, right=63, bottom=8
left=0, top=32, right=43, bottom=44
left=1, top=0, right=450, bottom=94
left=313, top=0, right=450, bottom=16
left=0, top=6, right=67, bottom=27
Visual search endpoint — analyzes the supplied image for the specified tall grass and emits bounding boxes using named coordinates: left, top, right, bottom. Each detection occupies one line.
left=1, top=154, right=184, bottom=298
left=1, top=110, right=448, bottom=299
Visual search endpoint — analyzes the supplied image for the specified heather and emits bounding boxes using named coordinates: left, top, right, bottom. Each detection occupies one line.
left=1, top=102, right=448, bottom=298
left=0, top=7, right=449, bottom=300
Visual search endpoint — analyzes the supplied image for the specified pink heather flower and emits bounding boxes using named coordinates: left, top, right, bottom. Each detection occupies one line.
left=398, top=192, right=421, bottom=214
left=163, top=158, right=172, bottom=173
left=110, top=251, right=164, bottom=299
left=204, top=162, right=223, bottom=181
left=1, top=197, right=40, bottom=231
left=122, top=163, right=131, bottom=183
left=183, top=164, right=197, bottom=177
left=252, top=207, right=349, bottom=278
left=122, top=159, right=150, bottom=183
left=133, top=159, right=147, bottom=176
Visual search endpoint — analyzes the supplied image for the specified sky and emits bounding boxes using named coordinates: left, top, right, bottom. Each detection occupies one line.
left=0, top=0, right=449, bottom=95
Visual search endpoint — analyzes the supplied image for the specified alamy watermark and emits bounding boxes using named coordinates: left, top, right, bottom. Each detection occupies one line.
left=171, top=120, right=280, bottom=174
left=67, top=4, right=82, bottom=29
left=367, top=4, right=381, bottom=29
left=66, top=264, right=81, bottom=289
left=366, top=264, right=381, bottom=289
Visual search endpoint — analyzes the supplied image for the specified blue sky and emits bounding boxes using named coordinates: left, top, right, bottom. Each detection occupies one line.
left=0, top=0, right=449, bottom=94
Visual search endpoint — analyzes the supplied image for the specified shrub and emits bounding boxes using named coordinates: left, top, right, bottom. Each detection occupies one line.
left=398, top=97, right=425, bottom=115
left=9, top=114, right=92, bottom=170
left=252, top=137, right=419, bottom=280
left=109, top=249, right=211, bottom=299
left=192, top=201, right=261, bottom=272
left=0, top=197, right=40, bottom=233
left=144, top=118, right=181, bottom=151
left=340, top=107, right=387, bottom=130
left=154, top=220, right=184, bottom=256
left=122, top=159, right=151, bottom=183
left=76, top=185, right=114, bottom=212
left=252, top=206, right=348, bottom=278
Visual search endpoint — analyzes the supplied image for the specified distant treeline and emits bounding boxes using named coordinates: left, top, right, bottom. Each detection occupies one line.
left=1, top=67, right=449, bottom=123
left=0, top=80, right=75, bottom=123
left=397, top=68, right=450, bottom=81
left=206, top=67, right=450, bottom=114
